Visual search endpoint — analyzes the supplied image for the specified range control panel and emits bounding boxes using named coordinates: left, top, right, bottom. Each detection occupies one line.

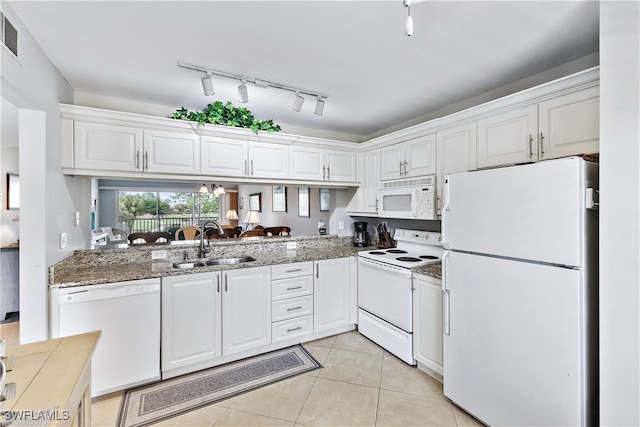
left=393, top=229, right=442, bottom=245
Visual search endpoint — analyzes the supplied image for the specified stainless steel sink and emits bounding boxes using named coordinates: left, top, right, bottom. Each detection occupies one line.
left=173, top=256, right=255, bottom=269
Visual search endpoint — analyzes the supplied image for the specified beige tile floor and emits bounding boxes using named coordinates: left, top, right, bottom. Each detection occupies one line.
left=0, top=324, right=482, bottom=426
left=91, top=331, right=484, bottom=427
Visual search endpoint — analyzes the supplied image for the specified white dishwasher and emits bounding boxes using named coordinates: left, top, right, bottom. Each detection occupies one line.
left=49, top=278, right=161, bottom=397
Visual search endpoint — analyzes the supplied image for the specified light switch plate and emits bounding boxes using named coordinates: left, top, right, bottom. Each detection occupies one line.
left=74, top=211, right=80, bottom=226
left=60, top=232, right=67, bottom=249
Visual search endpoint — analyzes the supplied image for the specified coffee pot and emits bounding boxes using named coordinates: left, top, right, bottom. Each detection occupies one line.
left=353, top=222, right=371, bottom=247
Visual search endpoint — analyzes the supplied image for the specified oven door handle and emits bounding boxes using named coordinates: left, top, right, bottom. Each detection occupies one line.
left=358, top=257, right=414, bottom=279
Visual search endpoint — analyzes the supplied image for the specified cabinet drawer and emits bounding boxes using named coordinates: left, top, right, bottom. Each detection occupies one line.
left=271, top=261, right=314, bottom=280
left=271, top=275, right=313, bottom=301
left=272, top=315, right=313, bottom=343
left=272, top=295, right=314, bottom=322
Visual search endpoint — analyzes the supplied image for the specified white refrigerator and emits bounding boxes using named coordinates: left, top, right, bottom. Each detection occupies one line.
left=441, top=157, right=599, bottom=427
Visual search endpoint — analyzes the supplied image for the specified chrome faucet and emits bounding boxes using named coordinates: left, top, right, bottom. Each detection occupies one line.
left=198, top=220, right=224, bottom=259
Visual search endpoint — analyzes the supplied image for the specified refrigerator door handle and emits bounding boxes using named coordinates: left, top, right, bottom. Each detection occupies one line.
left=443, top=289, right=451, bottom=335
left=442, top=176, right=451, bottom=249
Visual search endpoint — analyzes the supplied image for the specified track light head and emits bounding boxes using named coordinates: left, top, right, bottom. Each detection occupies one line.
left=238, top=80, right=249, bottom=103
left=201, top=73, right=215, bottom=96
left=314, top=97, right=325, bottom=116
left=292, top=92, right=305, bottom=112
left=404, top=0, right=413, bottom=36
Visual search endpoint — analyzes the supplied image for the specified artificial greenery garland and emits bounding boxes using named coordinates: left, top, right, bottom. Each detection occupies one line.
left=171, top=101, right=281, bottom=134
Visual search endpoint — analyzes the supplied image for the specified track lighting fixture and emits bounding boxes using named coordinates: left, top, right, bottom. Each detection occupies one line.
left=292, top=92, right=305, bottom=112
left=201, top=73, right=215, bottom=96
left=404, top=0, right=413, bottom=36
left=179, top=62, right=328, bottom=114
left=314, top=96, right=325, bottom=116
left=198, top=183, right=226, bottom=195
left=238, top=79, right=249, bottom=103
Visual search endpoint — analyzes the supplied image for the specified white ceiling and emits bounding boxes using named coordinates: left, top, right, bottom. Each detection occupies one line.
left=8, top=1, right=599, bottom=140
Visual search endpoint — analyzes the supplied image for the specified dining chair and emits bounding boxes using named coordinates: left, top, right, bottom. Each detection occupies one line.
left=264, top=226, right=291, bottom=236
left=127, top=231, right=172, bottom=244
left=240, top=229, right=266, bottom=238
left=175, top=226, right=201, bottom=240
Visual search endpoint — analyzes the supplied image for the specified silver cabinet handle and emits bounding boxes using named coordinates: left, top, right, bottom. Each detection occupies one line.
left=250, top=160, right=254, bottom=175
left=144, top=151, right=149, bottom=170
left=286, top=286, right=303, bottom=291
left=217, top=275, right=220, bottom=293
left=135, top=150, right=140, bottom=169
left=326, top=166, right=330, bottom=180
left=375, top=198, right=379, bottom=213
left=286, top=306, right=303, bottom=312
left=399, top=161, right=404, bottom=176
left=316, top=263, right=319, bottom=279
left=404, top=161, right=408, bottom=176
left=322, top=165, right=326, bottom=180
left=529, top=135, right=533, bottom=158
left=286, top=269, right=303, bottom=273
left=224, top=274, right=228, bottom=292
left=539, top=132, right=545, bottom=158
left=287, top=326, right=302, bottom=333
left=244, top=159, right=248, bottom=175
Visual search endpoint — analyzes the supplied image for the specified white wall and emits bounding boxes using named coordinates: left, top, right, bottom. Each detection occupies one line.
left=1, top=1, right=76, bottom=343
left=237, top=185, right=352, bottom=237
left=599, top=2, right=640, bottom=425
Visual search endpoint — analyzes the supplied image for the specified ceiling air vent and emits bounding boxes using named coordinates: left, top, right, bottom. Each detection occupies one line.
left=1, top=12, right=19, bottom=57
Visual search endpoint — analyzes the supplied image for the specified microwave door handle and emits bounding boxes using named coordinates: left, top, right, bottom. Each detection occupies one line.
left=411, top=188, right=419, bottom=218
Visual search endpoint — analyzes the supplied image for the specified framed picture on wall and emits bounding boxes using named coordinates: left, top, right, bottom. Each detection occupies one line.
left=272, top=186, right=287, bottom=212
left=249, top=193, right=262, bottom=212
left=319, top=188, right=330, bottom=211
left=298, top=187, right=310, bottom=217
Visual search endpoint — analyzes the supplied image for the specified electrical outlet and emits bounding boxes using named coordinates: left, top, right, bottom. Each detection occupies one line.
left=60, top=232, right=67, bottom=249
left=74, top=211, right=80, bottom=226
left=339, top=220, right=345, bottom=230
left=151, top=250, right=167, bottom=260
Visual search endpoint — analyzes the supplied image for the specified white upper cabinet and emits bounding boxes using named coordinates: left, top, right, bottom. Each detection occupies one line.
left=436, top=122, right=477, bottom=217
left=380, top=134, right=437, bottom=181
left=538, top=86, right=599, bottom=160
left=347, top=148, right=380, bottom=215
left=476, top=105, right=538, bottom=169
left=201, top=137, right=289, bottom=179
left=74, top=122, right=142, bottom=172
left=144, top=129, right=200, bottom=174
left=476, top=86, right=599, bottom=169
left=289, top=146, right=356, bottom=182
left=74, top=121, right=200, bottom=175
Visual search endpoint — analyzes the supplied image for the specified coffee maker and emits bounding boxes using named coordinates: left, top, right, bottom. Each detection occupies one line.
left=353, top=222, right=371, bottom=247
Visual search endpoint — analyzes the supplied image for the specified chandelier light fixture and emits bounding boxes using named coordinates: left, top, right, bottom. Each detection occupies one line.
left=179, top=62, right=328, bottom=114
left=198, top=183, right=226, bottom=195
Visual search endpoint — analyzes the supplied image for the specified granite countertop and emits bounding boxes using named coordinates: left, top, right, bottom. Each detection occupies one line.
left=50, top=235, right=443, bottom=287
left=412, top=263, right=442, bottom=280
left=50, top=237, right=371, bottom=288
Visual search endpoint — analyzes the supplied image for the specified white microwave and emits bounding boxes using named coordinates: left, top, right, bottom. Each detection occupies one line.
left=378, top=176, right=437, bottom=220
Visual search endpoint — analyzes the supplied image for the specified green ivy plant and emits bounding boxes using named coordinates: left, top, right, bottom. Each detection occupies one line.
left=171, top=101, right=281, bottom=135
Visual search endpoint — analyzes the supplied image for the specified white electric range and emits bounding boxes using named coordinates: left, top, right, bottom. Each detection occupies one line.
left=357, top=229, right=443, bottom=364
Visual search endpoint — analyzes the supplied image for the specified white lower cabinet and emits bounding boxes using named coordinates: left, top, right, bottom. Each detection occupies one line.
left=413, top=273, right=443, bottom=380
left=271, top=261, right=314, bottom=343
left=162, top=272, right=222, bottom=372
left=222, top=266, right=272, bottom=355
left=314, top=257, right=351, bottom=333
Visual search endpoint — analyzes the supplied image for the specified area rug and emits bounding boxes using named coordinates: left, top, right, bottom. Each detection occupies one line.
left=117, top=345, right=321, bottom=427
